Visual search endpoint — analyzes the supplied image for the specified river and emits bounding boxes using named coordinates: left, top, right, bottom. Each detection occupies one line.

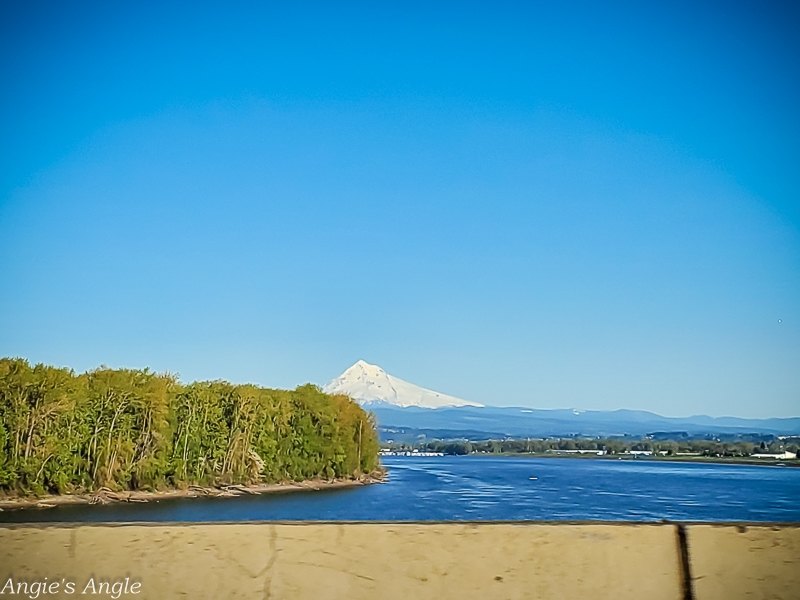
left=2, top=456, right=798, bottom=523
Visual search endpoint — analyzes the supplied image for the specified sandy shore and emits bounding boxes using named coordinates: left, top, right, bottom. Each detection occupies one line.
left=0, top=474, right=385, bottom=512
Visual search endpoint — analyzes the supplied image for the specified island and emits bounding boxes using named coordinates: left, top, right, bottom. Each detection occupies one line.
left=0, top=358, right=383, bottom=510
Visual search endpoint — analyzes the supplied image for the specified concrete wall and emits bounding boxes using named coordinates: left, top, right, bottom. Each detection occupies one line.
left=1, top=523, right=798, bottom=599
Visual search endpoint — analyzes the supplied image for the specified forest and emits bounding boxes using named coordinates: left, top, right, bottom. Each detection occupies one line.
left=0, top=358, right=380, bottom=496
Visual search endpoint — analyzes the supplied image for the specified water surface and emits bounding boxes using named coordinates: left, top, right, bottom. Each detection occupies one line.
left=2, top=456, right=798, bottom=523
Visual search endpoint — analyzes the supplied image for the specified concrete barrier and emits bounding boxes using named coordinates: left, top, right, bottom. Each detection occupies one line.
left=1, top=523, right=798, bottom=599
left=687, top=524, right=800, bottom=600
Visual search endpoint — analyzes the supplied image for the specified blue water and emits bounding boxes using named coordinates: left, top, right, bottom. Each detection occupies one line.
left=2, top=456, right=798, bottom=523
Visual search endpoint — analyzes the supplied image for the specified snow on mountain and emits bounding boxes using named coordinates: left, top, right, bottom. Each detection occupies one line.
left=323, top=360, right=483, bottom=409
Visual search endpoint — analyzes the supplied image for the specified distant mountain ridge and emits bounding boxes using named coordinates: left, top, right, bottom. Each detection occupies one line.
left=368, top=405, right=800, bottom=439
left=323, top=361, right=800, bottom=439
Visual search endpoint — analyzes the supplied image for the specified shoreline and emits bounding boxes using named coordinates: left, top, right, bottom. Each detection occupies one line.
left=382, top=452, right=800, bottom=467
left=0, top=474, right=386, bottom=512
left=469, top=453, right=800, bottom=467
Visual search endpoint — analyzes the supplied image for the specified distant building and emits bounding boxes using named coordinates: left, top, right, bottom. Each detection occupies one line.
left=751, top=451, right=797, bottom=460
left=547, top=449, right=607, bottom=456
left=379, top=450, right=444, bottom=457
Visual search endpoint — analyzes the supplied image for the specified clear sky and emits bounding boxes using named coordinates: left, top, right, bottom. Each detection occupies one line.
left=1, top=1, right=798, bottom=418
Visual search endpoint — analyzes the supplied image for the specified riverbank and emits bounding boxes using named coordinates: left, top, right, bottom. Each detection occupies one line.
left=582, top=453, right=798, bottom=467
left=0, top=474, right=385, bottom=512
left=636, top=454, right=800, bottom=467
left=458, top=452, right=800, bottom=467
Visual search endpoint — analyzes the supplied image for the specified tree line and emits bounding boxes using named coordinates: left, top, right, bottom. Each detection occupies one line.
left=0, top=358, right=380, bottom=496
left=389, top=436, right=800, bottom=457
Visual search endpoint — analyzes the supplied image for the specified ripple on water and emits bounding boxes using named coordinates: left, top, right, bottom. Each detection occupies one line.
left=3, top=456, right=799, bottom=523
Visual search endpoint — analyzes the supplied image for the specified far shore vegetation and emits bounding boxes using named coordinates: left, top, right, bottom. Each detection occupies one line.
left=383, top=436, right=800, bottom=465
left=0, top=358, right=380, bottom=498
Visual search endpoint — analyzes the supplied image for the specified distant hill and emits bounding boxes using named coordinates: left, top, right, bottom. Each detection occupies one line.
left=368, top=405, right=800, bottom=440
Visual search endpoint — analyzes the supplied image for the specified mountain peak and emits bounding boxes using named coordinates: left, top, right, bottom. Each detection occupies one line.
left=348, top=359, right=382, bottom=373
left=323, top=360, right=483, bottom=409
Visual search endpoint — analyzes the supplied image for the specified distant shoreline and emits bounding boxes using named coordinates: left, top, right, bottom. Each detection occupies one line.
left=0, top=475, right=385, bottom=512
left=620, top=455, right=799, bottom=467
left=524, top=452, right=800, bottom=467
left=516, top=452, right=800, bottom=467
left=447, top=453, right=800, bottom=467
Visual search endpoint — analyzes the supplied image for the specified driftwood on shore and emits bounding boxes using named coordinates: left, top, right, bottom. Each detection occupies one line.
left=0, top=474, right=385, bottom=512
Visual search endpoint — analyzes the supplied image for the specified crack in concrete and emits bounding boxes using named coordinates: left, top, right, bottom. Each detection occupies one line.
left=260, top=525, right=277, bottom=600
left=675, top=524, right=695, bottom=600
left=288, top=561, right=376, bottom=582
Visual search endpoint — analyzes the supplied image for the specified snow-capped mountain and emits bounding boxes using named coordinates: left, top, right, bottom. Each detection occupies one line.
left=323, top=360, right=483, bottom=409
left=323, top=361, right=800, bottom=437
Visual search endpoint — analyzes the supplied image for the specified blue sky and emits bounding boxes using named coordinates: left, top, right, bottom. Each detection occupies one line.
left=1, top=1, right=798, bottom=418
